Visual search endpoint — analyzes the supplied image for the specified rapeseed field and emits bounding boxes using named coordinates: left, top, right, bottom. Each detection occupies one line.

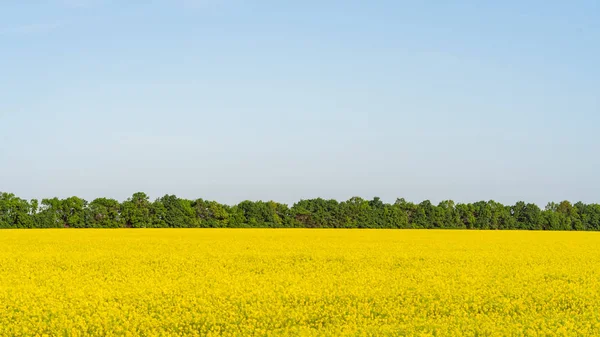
left=1, top=229, right=599, bottom=336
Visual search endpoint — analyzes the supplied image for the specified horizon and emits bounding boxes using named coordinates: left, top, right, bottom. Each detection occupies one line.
left=0, top=190, right=593, bottom=209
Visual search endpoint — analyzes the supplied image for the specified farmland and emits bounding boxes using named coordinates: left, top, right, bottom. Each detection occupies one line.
left=1, top=229, right=600, bottom=336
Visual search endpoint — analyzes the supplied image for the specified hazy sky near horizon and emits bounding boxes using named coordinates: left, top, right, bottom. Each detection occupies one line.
left=1, top=1, right=599, bottom=205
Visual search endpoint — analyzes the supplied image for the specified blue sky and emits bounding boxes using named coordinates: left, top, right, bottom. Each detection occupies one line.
left=1, top=1, right=599, bottom=205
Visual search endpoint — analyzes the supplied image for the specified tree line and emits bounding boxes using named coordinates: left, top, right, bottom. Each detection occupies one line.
left=0, top=192, right=599, bottom=230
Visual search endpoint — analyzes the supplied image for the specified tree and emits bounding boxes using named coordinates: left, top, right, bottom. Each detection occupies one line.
left=291, top=198, right=341, bottom=228
left=0, top=193, right=34, bottom=228
left=339, top=197, right=371, bottom=228
left=193, top=199, right=230, bottom=227
left=1, top=190, right=600, bottom=231
left=413, top=200, right=436, bottom=229
left=60, top=197, right=87, bottom=228
left=158, top=195, right=197, bottom=228
left=121, top=192, right=152, bottom=228
left=455, top=203, right=475, bottom=229
left=88, top=198, right=122, bottom=228
left=512, top=202, right=541, bottom=230
left=395, top=198, right=417, bottom=228
left=36, top=197, right=62, bottom=228
left=438, top=200, right=460, bottom=228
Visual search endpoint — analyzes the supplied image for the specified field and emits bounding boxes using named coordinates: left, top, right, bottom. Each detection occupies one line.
left=1, top=230, right=600, bottom=336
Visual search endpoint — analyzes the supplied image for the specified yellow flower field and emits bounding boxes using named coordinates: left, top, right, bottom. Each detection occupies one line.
left=1, top=229, right=600, bottom=336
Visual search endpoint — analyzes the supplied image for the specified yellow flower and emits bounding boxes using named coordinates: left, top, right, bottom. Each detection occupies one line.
left=0, top=229, right=598, bottom=336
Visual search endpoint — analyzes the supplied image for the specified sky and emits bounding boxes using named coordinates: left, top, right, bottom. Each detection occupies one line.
left=1, top=1, right=599, bottom=206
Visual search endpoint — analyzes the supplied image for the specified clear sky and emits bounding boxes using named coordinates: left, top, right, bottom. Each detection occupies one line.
left=1, top=1, right=599, bottom=206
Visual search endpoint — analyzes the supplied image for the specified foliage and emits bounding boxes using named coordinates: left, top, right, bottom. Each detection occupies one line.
left=121, top=192, right=151, bottom=228
left=1, top=191, right=600, bottom=230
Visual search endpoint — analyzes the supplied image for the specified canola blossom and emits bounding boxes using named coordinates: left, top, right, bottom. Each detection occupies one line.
left=1, top=229, right=600, bottom=336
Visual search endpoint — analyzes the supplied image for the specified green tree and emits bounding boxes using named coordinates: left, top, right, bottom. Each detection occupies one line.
left=158, top=195, right=197, bottom=228
left=438, top=200, right=460, bottom=228
left=35, top=198, right=62, bottom=228
left=121, top=192, right=152, bottom=228
left=60, top=196, right=87, bottom=228
left=455, top=203, right=475, bottom=229
left=511, top=202, right=541, bottom=230
left=291, top=198, right=341, bottom=228
left=339, top=197, right=371, bottom=228
left=88, top=198, right=122, bottom=228
left=193, top=199, right=230, bottom=227
left=0, top=193, right=34, bottom=228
